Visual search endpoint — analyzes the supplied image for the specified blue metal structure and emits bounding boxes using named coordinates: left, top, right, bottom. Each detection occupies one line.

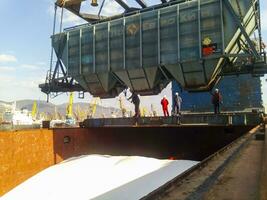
left=172, top=74, right=263, bottom=112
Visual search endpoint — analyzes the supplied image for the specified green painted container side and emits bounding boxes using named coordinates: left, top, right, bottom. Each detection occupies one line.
left=68, top=30, right=80, bottom=76
left=81, top=27, right=94, bottom=74
left=52, top=0, right=257, bottom=97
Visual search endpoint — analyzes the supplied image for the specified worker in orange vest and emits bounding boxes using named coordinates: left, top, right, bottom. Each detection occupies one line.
left=161, top=95, right=169, bottom=117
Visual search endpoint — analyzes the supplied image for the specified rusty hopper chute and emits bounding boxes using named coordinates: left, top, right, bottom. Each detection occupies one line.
left=40, top=0, right=267, bottom=98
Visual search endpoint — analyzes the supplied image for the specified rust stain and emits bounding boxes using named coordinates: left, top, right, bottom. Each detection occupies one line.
left=53, top=128, right=92, bottom=163
left=0, top=129, right=54, bottom=196
left=0, top=128, right=94, bottom=196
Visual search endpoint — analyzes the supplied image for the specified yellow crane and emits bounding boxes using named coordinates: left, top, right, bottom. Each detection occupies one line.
left=66, top=92, right=74, bottom=118
left=118, top=96, right=127, bottom=117
left=89, top=97, right=100, bottom=118
left=54, top=106, right=63, bottom=120
left=74, top=104, right=87, bottom=121
left=65, top=92, right=76, bottom=125
left=140, top=107, right=148, bottom=117
left=31, top=101, right=38, bottom=120
left=39, top=112, right=48, bottom=121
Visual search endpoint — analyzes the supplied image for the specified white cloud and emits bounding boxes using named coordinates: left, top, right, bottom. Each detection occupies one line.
left=47, top=0, right=125, bottom=26
left=47, top=3, right=85, bottom=27
left=63, top=10, right=85, bottom=25
left=144, top=0, right=162, bottom=6
left=20, top=64, right=39, bottom=70
left=17, top=61, right=48, bottom=72
left=0, top=75, right=44, bottom=90
left=0, top=54, right=17, bottom=63
left=36, top=62, right=47, bottom=66
left=0, top=66, right=15, bottom=72
left=101, top=0, right=125, bottom=16
left=0, top=74, right=15, bottom=84
left=14, top=80, right=42, bottom=89
left=0, top=77, right=47, bottom=102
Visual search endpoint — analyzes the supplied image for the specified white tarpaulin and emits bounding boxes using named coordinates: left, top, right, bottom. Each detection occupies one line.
left=1, top=155, right=198, bottom=200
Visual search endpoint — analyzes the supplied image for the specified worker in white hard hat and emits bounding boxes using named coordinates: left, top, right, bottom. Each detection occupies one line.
left=212, top=88, right=222, bottom=114
left=173, top=92, right=182, bottom=116
left=161, top=95, right=169, bottom=117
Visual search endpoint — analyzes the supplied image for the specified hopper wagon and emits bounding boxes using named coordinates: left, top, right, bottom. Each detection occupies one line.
left=40, top=0, right=267, bottom=98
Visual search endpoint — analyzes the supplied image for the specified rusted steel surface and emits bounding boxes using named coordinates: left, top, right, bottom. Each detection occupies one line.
left=53, top=128, right=90, bottom=163
left=0, top=124, right=41, bottom=131
left=0, top=125, right=255, bottom=196
left=0, top=129, right=54, bottom=196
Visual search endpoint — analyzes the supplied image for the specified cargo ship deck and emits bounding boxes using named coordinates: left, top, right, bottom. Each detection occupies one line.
left=0, top=113, right=266, bottom=198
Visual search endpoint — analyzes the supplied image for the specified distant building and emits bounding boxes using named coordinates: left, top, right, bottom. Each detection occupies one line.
left=3, top=108, right=33, bottom=125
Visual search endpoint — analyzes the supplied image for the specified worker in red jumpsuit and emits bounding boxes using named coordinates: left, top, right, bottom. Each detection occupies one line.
left=161, top=95, right=169, bottom=117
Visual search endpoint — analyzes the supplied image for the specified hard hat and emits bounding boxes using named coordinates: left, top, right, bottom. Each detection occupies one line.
left=164, top=95, right=167, bottom=98
left=215, top=88, right=219, bottom=92
left=175, top=92, right=178, bottom=95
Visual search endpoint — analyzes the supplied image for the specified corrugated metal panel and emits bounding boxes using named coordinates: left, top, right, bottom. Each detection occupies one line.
left=52, top=0, right=258, bottom=97
left=172, top=75, right=263, bottom=112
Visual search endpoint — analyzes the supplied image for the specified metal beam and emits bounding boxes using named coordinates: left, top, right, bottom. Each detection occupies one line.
left=223, top=0, right=260, bottom=59
left=39, top=82, right=84, bottom=94
left=56, top=2, right=107, bottom=23
left=135, top=0, right=147, bottom=8
left=65, top=6, right=106, bottom=23
left=80, top=13, right=107, bottom=22
left=114, top=0, right=131, bottom=12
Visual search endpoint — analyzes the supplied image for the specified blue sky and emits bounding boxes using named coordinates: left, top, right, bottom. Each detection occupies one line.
left=0, top=0, right=267, bottom=110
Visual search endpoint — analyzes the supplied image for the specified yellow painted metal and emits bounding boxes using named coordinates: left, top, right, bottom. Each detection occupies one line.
left=91, top=0, right=98, bottom=7
left=31, top=101, right=37, bottom=119
left=89, top=97, right=100, bottom=118
left=66, top=92, right=74, bottom=118
left=56, top=0, right=85, bottom=7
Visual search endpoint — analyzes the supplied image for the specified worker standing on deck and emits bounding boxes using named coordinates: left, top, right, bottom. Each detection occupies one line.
left=161, top=95, right=169, bottom=117
left=173, top=92, right=182, bottom=116
left=128, top=90, right=140, bottom=118
left=212, top=88, right=222, bottom=114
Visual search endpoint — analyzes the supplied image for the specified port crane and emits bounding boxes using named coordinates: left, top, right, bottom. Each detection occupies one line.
left=88, top=97, right=101, bottom=118
left=65, top=92, right=76, bottom=124
left=31, top=101, right=38, bottom=120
